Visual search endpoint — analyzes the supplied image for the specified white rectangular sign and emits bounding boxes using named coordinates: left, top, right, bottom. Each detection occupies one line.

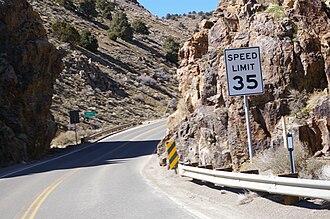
left=224, top=47, right=264, bottom=96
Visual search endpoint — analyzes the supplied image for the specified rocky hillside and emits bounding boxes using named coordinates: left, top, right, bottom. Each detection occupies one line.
left=0, top=0, right=63, bottom=166
left=158, top=0, right=330, bottom=176
left=1, top=0, right=210, bottom=166
left=25, top=0, right=208, bottom=146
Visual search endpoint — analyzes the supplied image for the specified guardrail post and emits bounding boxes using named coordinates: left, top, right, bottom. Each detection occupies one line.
left=278, top=173, right=300, bottom=205
left=240, top=169, right=259, bottom=174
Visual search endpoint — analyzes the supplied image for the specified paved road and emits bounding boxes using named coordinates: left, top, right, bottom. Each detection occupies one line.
left=0, top=120, right=196, bottom=219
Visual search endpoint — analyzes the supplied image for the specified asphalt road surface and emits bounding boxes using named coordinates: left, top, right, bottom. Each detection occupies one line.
left=0, top=120, right=197, bottom=219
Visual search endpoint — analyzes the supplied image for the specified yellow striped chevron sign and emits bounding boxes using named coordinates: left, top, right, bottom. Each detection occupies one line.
left=166, top=141, right=179, bottom=170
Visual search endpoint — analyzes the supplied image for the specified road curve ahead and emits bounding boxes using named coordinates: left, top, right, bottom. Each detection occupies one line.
left=0, top=120, right=196, bottom=219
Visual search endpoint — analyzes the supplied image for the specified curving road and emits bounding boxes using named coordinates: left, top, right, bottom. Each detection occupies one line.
left=0, top=120, right=196, bottom=219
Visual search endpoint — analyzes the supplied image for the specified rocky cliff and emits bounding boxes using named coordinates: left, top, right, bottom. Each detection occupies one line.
left=159, top=0, right=330, bottom=173
left=0, top=0, right=63, bottom=166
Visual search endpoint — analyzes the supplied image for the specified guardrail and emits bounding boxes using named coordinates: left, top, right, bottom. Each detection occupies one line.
left=179, top=164, right=330, bottom=201
left=83, top=123, right=138, bottom=142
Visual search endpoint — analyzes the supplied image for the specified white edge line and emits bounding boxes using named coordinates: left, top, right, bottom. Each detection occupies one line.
left=0, top=120, right=166, bottom=178
left=141, top=155, right=211, bottom=219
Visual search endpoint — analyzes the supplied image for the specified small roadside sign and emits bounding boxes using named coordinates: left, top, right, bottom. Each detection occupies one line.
left=224, top=47, right=264, bottom=96
left=69, top=110, right=79, bottom=124
left=166, top=141, right=179, bottom=171
left=69, top=110, right=80, bottom=145
left=84, top=111, right=96, bottom=118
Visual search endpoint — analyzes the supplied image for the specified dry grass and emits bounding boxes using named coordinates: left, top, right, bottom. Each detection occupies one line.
left=51, top=131, right=77, bottom=148
left=305, top=90, right=328, bottom=112
left=51, top=129, right=93, bottom=148
left=264, top=3, right=286, bottom=20
left=245, top=146, right=329, bottom=179
left=290, top=89, right=327, bottom=121
left=237, top=191, right=259, bottom=205
left=316, top=165, right=330, bottom=180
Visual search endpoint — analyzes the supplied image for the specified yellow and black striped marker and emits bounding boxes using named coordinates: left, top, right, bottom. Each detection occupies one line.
left=166, top=141, right=179, bottom=170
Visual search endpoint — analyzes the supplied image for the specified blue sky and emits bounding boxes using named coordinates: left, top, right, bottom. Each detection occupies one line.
left=137, top=0, right=220, bottom=17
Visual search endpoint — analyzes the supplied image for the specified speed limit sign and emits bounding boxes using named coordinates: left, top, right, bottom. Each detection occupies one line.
left=224, top=47, right=264, bottom=96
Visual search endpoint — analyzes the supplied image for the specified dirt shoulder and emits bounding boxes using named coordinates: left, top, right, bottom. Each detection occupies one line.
left=142, top=155, right=330, bottom=219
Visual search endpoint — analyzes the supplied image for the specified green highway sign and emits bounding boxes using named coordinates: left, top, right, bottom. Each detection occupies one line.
left=84, top=111, right=96, bottom=118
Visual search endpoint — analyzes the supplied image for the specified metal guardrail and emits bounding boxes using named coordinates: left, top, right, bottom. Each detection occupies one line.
left=83, top=123, right=137, bottom=142
left=179, top=164, right=330, bottom=201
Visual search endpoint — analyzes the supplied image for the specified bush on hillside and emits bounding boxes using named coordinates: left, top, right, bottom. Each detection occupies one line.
left=79, top=29, right=98, bottom=52
left=96, top=0, right=116, bottom=11
left=56, top=0, right=77, bottom=11
left=51, top=21, right=80, bottom=44
left=108, top=12, right=133, bottom=41
left=78, top=0, right=98, bottom=18
left=96, top=0, right=115, bottom=19
left=163, top=37, right=180, bottom=63
left=132, top=20, right=149, bottom=35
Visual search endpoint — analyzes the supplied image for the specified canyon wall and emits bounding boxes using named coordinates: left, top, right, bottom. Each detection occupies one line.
left=0, top=0, right=63, bottom=166
left=159, top=0, right=330, bottom=170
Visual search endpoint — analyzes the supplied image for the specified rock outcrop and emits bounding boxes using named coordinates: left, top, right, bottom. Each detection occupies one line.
left=0, top=0, right=63, bottom=166
left=159, top=0, right=330, bottom=170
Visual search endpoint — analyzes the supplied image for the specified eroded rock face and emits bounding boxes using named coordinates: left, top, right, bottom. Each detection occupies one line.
left=159, top=0, right=330, bottom=170
left=0, top=0, right=63, bottom=166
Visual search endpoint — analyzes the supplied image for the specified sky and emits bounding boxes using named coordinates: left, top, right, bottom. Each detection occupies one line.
left=137, top=0, right=220, bottom=17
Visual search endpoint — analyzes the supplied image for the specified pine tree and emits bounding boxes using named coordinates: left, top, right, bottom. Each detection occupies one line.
left=132, top=20, right=149, bottom=35
left=79, top=29, right=98, bottom=52
left=163, top=37, right=180, bottom=63
left=108, top=12, right=133, bottom=41
left=78, top=0, right=98, bottom=18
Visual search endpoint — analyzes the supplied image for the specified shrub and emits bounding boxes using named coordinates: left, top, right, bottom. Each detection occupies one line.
left=79, top=29, right=98, bottom=52
left=132, top=20, right=149, bottom=35
left=56, top=0, right=76, bottom=11
left=51, top=22, right=80, bottom=44
left=100, top=7, right=112, bottom=19
left=108, top=12, right=133, bottom=41
left=96, top=0, right=115, bottom=19
left=163, top=37, right=180, bottom=63
left=243, top=145, right=330, bottom=179
left=165, top=13, right=172, bottom=19
left=51, top=131, right=77, bottom=147
left=78, top=0, right=98, bottom=18
left=264, top=3, right=286, bottom=20
left=96, top=0, right=115, bottom=11
left=138, top=74, right=157, bottom=86
left=178, top=22, right=185, bottom=29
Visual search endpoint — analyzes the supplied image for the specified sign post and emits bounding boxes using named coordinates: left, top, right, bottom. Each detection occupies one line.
left=287, top=132, right=296, bottom=173
left=225, top=47, right=264, bottom=161
left=244, top=95, right=253, bottom=161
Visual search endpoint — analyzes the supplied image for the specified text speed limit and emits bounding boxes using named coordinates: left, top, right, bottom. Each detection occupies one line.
left=224, top=47, right=264, bottom=96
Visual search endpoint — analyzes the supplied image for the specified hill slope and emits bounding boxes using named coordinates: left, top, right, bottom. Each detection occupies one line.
left=26, top=0, right=208, bottom=146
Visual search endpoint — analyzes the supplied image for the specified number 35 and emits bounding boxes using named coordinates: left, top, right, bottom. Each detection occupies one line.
left=233, top=74, right=258, bottom=90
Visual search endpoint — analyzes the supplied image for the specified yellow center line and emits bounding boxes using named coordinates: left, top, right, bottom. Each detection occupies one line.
left=20, top=124, right=164, bottom=219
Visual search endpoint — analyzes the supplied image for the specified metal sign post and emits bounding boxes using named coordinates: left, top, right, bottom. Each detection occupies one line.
left=287, top=132, right=296, bottom=173
left=244, top=95, right=253, bottom=161
left=224, top=47, right=264, bottom=161
left=74, top=123, right=78, bottom=145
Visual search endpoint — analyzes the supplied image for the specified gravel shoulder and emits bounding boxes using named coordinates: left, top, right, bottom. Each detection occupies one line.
left=142, top=155, right=330, bottom=219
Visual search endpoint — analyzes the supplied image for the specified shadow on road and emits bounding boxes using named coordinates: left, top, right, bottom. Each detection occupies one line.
left=0, top=140, right=159, bottom=179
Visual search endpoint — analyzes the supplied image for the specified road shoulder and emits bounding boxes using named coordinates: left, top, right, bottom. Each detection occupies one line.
left=142, top=155, right=330, bottom=219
